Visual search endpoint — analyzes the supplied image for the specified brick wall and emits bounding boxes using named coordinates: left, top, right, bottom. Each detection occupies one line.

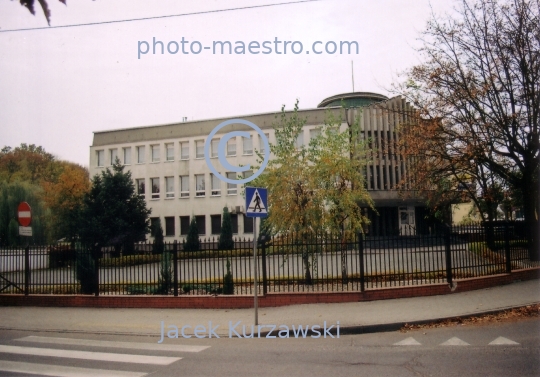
left=1, top=268, right=538, bottom=309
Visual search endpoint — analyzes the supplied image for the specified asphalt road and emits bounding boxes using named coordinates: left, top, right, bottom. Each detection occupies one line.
left=0, top=317, right=538, bottom=376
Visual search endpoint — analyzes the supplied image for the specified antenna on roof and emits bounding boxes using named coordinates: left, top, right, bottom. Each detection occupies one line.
left=351, top=60, right=355, bottom=92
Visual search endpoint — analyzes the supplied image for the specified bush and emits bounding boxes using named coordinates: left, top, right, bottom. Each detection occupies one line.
left=222, top=259, right=234, bottom=295
left=152, top=219, right=165, bottom=255
left=184, top=217, right=200, bottom=251
left=75, top=246, right=95, bottom=294
left=49, top=245, right=76, bottom=268
left=156, top=251, right=172, bottom=294
left=218, top=207, right=234, bottom=250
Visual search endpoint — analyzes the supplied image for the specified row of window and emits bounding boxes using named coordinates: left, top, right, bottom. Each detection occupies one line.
left=95, top=134, right=269, bottom=167
left=151, top=214, right=254, bottom=237
left=95, top=129, right=321, bottom=167
left=135, top=171, right=254, bottom=199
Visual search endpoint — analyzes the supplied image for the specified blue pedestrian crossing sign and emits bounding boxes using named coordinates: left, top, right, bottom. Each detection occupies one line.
left=245, top=187, right=268, bottom=218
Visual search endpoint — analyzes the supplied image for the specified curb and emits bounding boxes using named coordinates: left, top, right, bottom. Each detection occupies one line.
left=1, top=302, right=538, bottom=338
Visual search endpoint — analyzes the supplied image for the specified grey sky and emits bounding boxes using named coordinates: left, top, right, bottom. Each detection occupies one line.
left=0, top=0, right=456, bottom=167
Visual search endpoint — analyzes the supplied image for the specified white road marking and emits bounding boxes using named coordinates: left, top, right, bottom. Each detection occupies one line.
left=17, top=336, right=210, bottom=353
left=0, top=360, right=147, bottom=377
left=440, top=337, right=470, bottom=346
left=489, top=336, right=520, bottom=345
left=393, top=337, right=422, bottom=346
left=0, top=345, right=180, bottom=365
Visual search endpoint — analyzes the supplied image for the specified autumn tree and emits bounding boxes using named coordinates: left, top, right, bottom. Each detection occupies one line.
left=0, top=144, right=55, bottom=184
left=41, top=162, right=90, bottom=242
left=395, top=0, right=539, bottom=259
left=251, top=101, right=373, bottom=283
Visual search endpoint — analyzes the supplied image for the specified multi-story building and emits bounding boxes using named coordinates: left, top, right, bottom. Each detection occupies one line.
left=89, top=92, right=429, bottom=241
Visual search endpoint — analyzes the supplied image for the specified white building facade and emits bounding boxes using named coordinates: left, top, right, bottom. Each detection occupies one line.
left=89, top=92, right=427, bottom=241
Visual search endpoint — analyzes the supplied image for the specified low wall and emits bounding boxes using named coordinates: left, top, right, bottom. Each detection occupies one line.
left=1, top=268, right=538, bottom=309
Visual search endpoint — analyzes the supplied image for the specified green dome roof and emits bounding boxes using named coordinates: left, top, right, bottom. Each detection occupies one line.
left=318, top=92, right=388, bottom=108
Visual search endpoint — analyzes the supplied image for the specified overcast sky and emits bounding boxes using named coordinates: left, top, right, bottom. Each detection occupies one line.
left=0, top=0, right=457, bottom=167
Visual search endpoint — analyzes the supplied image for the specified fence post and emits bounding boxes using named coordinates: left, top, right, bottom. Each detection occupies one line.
left=445, top=224, right=453, bottom=287
left=261, top=241, right=267, bottom=296
left=358, top=232, right=365, bottom=292
left=173, top=240, right=179, bottom=297
left=93, top=245, right=100, bottom=297
left=504, top=221, right=512, bottom=273
left=24, top=245, right=30, bottom=296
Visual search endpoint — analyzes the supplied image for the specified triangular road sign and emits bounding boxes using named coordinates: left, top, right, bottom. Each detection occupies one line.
left=245, top=187, right=268, bottom=218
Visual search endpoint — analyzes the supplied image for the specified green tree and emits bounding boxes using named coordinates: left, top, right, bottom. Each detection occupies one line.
left=78, top=161, right=151, bottom=252
left=251, top=101, right=373, bottom=283
left=218, top=207, right=234, bottom=250
left=183, top=216, right=200, bottom=252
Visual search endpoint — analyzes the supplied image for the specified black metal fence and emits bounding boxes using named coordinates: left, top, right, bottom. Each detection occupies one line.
left=0, top=222, right=537, bottom=296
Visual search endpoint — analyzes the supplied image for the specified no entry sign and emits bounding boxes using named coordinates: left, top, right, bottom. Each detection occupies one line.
left=17, top=202, right=32, bottom=227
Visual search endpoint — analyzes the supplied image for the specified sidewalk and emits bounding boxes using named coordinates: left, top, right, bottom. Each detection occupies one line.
left=1, top=279, right=539, bottom=337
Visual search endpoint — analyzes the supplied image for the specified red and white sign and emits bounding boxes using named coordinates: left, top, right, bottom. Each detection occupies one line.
left=17, top=202, right=32, bottom=227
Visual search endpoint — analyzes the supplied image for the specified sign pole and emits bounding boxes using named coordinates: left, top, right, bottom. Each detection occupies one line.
left=253, top=216, right=258, bottom=326
left=245, top=187, right=267, bottom=328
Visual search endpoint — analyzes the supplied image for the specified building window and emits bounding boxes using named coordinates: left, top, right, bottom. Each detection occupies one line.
left=151, top=177, right=160, bottom=199
left=195, top=174, right=205, bottom=197
left=151, top=145, right=160, bottom=162
left=165, top=176, right=174, bottom=198
left=227, top=137, right=236, bottom=156
left=180, top=216, right=190, bottom=235
left=195, top=215, right=206, bottom=235
left=137, top=146, right=145, bottom=163
left=309, top=128, right=321, bottom=142
left=109, top=149, right=118, bottom=165
left=136, top=179, right=145, bottom=197
left=211, top=174, right=221, bottom=196
left=295, top=131, right=304, bottom=148
left=227, top=172, right=237, bottom=195
left=211, top=215, right=221, bottom=235
left=211, top=139, right=219, bottom=158
left=231, top=214, right=238, bottom=234
left=150, top=217, right=160, bottom=237
left=196, top=140, right=204, bottom=158
left=243, top=214, right=253, bottom=233
left=179, top=175, right=189, bottom=198
left=165, top=217, right=175, bottom=236
left=165, top=143, right=174, bottom=161
left=96, top=150, right=104, bottom=167
left=259, top=133, right=269, bottom=154
left=180, top=142, right=189, bottom=160
left=123, top=147, right=131, bottom=165
left=243, top=136, right=253, bottom=155
left=243, top=170, right=253, bottom=179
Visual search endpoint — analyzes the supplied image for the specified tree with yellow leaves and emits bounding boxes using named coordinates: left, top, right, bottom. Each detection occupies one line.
left=252, top=101, right=373, bottom=284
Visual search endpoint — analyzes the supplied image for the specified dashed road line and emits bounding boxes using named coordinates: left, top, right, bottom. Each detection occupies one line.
left=16, top=335, right=210, bottom=353
left=0, top=360, right=147, bottom=377
left=0, top=344, right=181, bottom=365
